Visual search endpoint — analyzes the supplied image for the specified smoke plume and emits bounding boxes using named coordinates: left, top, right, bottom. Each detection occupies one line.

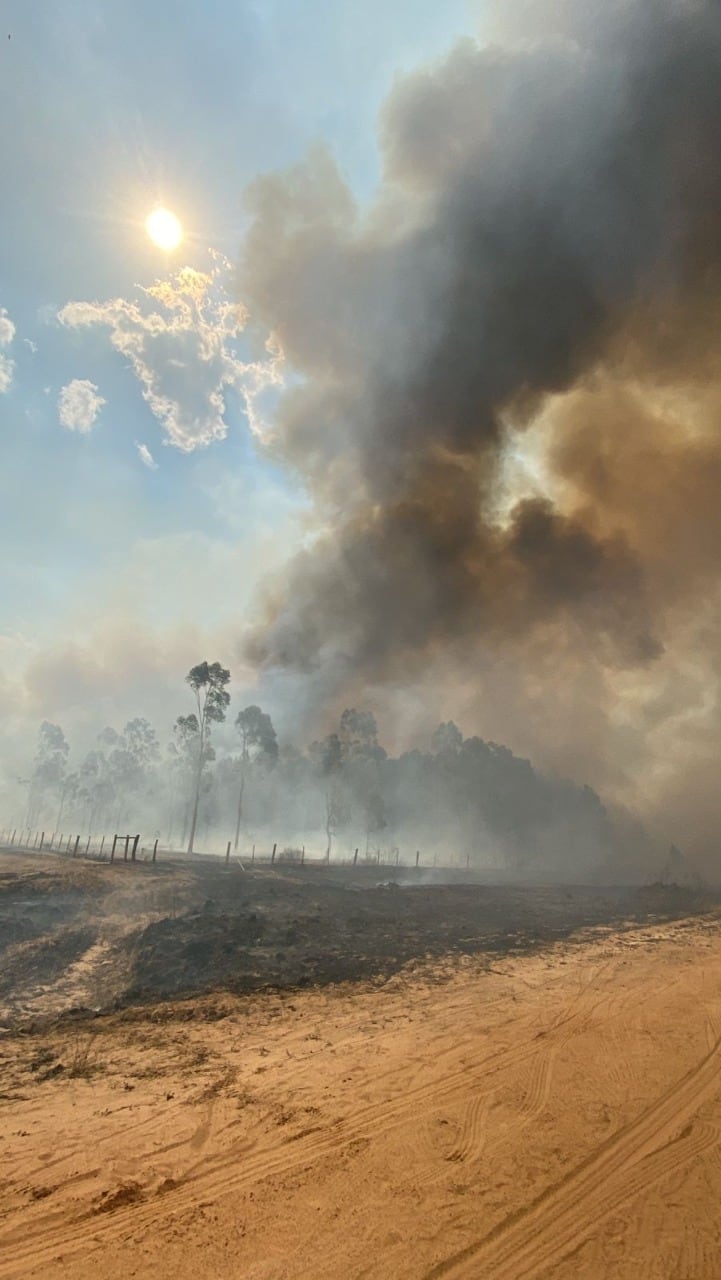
left=238, top=0, right=721, bottom=865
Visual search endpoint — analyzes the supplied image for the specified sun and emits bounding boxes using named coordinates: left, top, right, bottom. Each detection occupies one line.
left=145, top=207, right=183, bottom=252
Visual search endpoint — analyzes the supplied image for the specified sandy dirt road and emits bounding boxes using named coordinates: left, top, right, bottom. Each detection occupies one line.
left=3, top=914, right=721, bottom=1278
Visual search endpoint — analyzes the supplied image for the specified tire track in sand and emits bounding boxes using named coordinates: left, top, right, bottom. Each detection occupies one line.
left=423, top=1031, right=721, bottom=1280
left=0, top=1000, right=571, bottom=1277
left=0, top=945, right=664, bottom=1278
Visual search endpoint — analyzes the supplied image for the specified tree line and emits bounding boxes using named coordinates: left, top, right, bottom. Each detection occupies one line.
left=18, top=659, right=652, bottom=876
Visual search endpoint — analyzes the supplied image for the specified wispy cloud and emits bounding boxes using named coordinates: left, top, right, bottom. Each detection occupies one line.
left=58, top=379, right=106, bottom=433
left=58, top=254, right=284, bottom=453
left=135, top=441, right=158, bottom=470
left=0, top=307, right=15, bottom=393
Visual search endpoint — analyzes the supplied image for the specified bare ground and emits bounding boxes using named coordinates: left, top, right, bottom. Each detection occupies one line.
left=2, top=851, right=721, bottom=1277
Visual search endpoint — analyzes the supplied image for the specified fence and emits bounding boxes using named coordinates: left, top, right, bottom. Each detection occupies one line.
left=0, top=827, right=476, bottom=873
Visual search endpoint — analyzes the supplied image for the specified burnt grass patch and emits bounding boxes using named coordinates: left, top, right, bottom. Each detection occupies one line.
left=0, top=866, right=107, bottom=953
left=3, top=852, right=718, bottom=1019
left=119, top=871, right=720, bottom=1002
left=0, top=926, right=98, bottom=1001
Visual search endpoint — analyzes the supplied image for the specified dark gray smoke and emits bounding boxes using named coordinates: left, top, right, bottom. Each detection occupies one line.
left=238, top=0, right=721, bottom=866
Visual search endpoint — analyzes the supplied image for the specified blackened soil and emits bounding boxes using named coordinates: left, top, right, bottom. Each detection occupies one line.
left=0, top=927, right=98, bottom=1000
left=0, top=866, right=108, bottom=952
left=120, top=868, right=719, bottom=1002
left=2, top=851, right=718, bottom=1017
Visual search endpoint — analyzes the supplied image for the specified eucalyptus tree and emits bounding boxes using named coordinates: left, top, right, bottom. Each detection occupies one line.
left=184, top=662, right=231, bottom=854
left=233, top=705, right=278, bottom=850
left=26, top=722, right=70, bottom=828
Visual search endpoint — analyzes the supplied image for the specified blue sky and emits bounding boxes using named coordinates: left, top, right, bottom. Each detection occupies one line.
left=0, top=0, right=476, bottom=764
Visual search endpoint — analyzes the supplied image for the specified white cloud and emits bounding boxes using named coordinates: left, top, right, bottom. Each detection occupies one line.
left=58, top=378, right=106, bottom=433
left=0, top=307, right=15, bottom=393
left=136, top=441, right=158, bottom=470
left=58, top=253, right=284, bottom=453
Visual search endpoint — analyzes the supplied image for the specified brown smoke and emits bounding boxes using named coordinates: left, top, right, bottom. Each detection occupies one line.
left=238, top=0, right=721, bottom=866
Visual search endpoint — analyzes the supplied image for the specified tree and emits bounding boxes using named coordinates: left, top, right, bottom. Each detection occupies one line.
left=308, top=732, right=344, bottom=774
left=184, top=662, right=230, bottom=854
left=55, top=770, right=79, bottom=832
left=363, top=788, right=387, bottom=855
left=233, top=705, right=278, bottom=851
left=340, top=709, right=378, bottom=750
left=167, top=715, right=202, bottom=846
left=91, top=720, right=161, bottom=828
left=430, top=721, right=463, bottom=756
left=26, top=722, right=69, bottom=828
left=324, top=785, right=350, bottom=860
left=76, top=747, right=115, bottom=833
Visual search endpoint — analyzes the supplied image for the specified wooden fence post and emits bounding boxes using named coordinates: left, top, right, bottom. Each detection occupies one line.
left=10, top=829, right=16, bottom=846
left=271, top=842, right=277, bottom=864
left=99, top=835, right=105, bottom=859
left=74, top=835, right=80, bottom=857
left=152, top=838, right=158, bottom=864
left=110, top=835, right=117, bottom=864
left=251, top=844, right=255, bottom=864
left=353, top=848, right=359, bottom=866
left=226, top=841, right=231, bottom=867
left=39, top=831, right=45, bottom=851
left=124, top=835, right=130, bottom=862
left=86, top=835, right=91, bottom=854
left=416, top=850, right=420, bottom=868
left=33, top=831, right=39, bottom=849
left=131, top=834, right=139, bottom=863
left=301, top=845, right=305, bottom=865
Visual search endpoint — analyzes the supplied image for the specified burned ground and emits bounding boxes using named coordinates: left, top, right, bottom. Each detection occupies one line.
left=0, top=849, right=715, bottom=1024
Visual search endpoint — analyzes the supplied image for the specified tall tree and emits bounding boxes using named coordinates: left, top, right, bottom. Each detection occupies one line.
left=107, top=718, right=160, bottom=826
left=26, top=722, right=69, bottom=828
left=339, top=709, right=380, bottom=759
left=184, top=662, right=230, bottom=854
left=167, top=715, right=202, bottom=846
left=233, top=705, right=278, bottom=851
left=324, top=786, right=350, bottom=860
left=77, top=746, right=115, bottom=833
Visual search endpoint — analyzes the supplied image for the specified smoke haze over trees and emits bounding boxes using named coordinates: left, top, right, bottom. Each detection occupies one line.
left=12, top=692, right=660, bottom=882
left=234, top=0, right=721, bottom=871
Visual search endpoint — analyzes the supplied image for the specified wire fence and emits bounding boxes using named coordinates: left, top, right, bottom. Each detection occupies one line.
left=0, top=827, right=475, bottom=872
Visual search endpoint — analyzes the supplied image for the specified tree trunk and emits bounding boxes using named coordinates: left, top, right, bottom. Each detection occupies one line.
left=56, top=784, right=67, bottom=833
left=234, top=767, right=246, bottom=852
left=187, top=740, right=205, bottom=855
left=325, top=792, right=332, bottom=860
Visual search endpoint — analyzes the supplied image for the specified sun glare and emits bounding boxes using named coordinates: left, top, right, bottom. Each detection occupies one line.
left=146, top=207, right=183, bottom=252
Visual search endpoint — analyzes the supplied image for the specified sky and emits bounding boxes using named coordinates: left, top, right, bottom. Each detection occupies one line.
left=0, top=0, right=476, bottom=768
